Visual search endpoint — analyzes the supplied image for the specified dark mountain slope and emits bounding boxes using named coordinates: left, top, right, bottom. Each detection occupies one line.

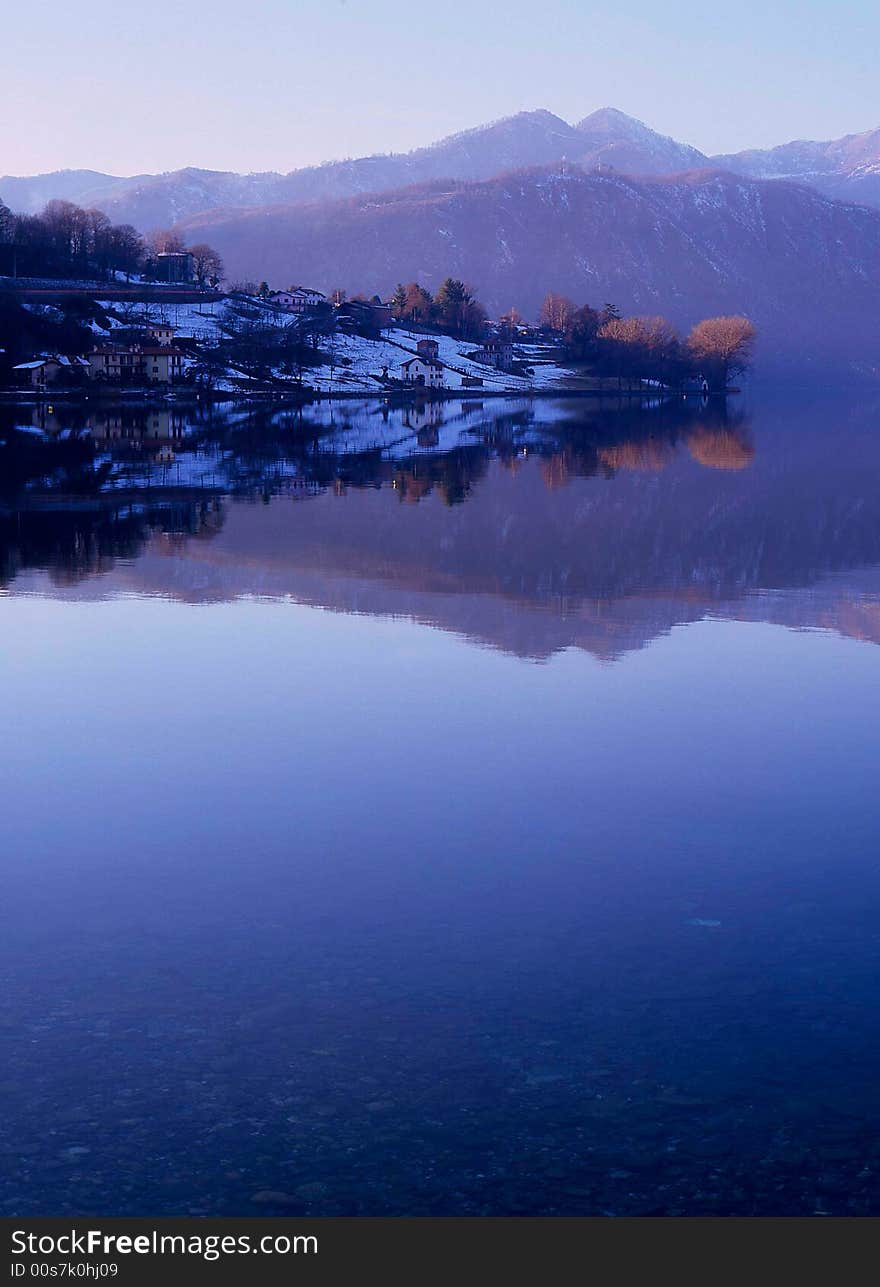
left=177, top=166, right=880, bottom=375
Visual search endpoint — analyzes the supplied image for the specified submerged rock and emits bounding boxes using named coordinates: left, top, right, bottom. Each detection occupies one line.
left=251, top=1190, right=298, bottom=1206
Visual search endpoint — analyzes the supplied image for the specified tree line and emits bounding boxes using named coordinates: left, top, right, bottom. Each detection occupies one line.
left=390, top=279, right=487, bottom=339
left=381, top=281, right=755, bottom=387
left=538, top=292, right=756, bottom=389
left=0, top=197, right=223, bottom=286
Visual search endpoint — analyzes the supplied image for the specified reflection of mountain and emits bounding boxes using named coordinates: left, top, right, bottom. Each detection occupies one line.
left=4, top=393, right=880, bottom=660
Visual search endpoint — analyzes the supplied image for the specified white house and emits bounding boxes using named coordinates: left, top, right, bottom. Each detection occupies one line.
left=400, top=356, right=444, bottom=388
left=88, top=343, right=185, bottom=384
left=13, top=356, right=90, bottom=389
left=268, top=286, right=327, bottom=314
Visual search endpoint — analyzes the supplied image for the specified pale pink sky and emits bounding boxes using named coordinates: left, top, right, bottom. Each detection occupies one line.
left=3, top=0, right=878, bottom=176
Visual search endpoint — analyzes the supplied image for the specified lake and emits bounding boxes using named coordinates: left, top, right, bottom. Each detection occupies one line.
left=2, top=389, right=880, bottom=1216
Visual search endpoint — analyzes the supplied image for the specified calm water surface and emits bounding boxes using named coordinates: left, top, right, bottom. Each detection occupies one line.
left=1, top=391, right=879, bottom=1215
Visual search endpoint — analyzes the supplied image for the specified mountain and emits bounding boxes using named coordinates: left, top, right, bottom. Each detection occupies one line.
left=575, top=107, right=709, bottom=173
left=0, top=169, right=126, bottom=213
left=1, top=110, right=709, bottom=229
left=176, top=166, right=880, bottom=376
left=713, top=126, right=880, bottom=209
left=5, top=110, right=880, bottom=234
left=0, top=165, right=288, bottom=226
left=0, top=111, right=580, bottom=226
left=5, top=111, right=880, bottom=374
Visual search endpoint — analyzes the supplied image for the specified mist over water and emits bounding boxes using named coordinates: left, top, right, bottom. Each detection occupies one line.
left=2, top=390, right=880, bottom=1215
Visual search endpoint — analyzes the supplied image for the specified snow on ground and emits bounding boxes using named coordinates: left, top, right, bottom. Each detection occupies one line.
left=87, top=295, right=576, bottom=392
left=305, top=328, right=575, bottom=393
left=94, top=298, right=228, bottom=340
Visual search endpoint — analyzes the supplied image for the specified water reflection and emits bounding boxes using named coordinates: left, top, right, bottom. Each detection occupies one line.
left=2, top=391, right=879, bottom=658
left=4, top=390, right=880, bottom=1219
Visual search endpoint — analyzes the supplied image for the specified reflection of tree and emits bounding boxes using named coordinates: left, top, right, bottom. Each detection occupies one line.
left=598, top=439, right=675, bottom=474
left=0, top=500, right=224, bottom=589
left=0, top=393, right=757, bottom=588
left=393, top=448, right=489, bottom=506
left=686, top=415, right=755, bottom=471
left=533, top=400, right=754, bottom=487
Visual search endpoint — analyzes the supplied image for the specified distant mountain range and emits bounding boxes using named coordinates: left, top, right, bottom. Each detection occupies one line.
left=714, top=127, right=880, bottom=207
left=3, top=108, right=880, bottom=375
left=3, top=108, right=880, bottom=225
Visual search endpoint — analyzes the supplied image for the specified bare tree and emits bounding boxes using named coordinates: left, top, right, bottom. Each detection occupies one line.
left=106, top=224, right=145, bottom=279
left=190, top=243, right=224, bottom=288
left=149, top=229, right=187, bottom=255
left=598, top=315, right=679, bottom=387
left=687, top=316, right=756, bottom=388
left=539, top=292, right=575, bottom=334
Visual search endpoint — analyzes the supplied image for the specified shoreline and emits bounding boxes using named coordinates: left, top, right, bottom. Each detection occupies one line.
left=0, top=385, right=736, bottom=406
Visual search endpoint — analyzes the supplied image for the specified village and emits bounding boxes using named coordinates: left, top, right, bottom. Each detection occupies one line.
left=1, top=274, right=579, bottom=399
left=0, top=241, right=740, bottom=400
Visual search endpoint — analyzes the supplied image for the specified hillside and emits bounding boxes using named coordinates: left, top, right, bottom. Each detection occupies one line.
left=714, top=126, right=880, bottom=208
left=176, top=166, right=880, bottom=376
left=574, top=107, right=709, bottom=173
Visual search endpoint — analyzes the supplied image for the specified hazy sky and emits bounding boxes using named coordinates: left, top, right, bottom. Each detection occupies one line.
left=3, top=0, right=878, bottom=176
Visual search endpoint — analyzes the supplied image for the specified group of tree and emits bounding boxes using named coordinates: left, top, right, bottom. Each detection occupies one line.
left=538, top=292, right=755, bottom=389
left=0, top=197, right=223, bottom=287
left=193, top=295, right=335, bottom=388
left=390, top=278, right=486, bottom=339
left=0, top=198, right=144, bottom=280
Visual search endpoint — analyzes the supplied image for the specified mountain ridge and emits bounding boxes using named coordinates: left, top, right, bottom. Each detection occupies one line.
left=4, top=108, right=879, bottom=229
left=163, top=163, right=880, bottom=377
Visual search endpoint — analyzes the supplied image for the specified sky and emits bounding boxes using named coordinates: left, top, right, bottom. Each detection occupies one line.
left=2, top=0, right=878, bottom=177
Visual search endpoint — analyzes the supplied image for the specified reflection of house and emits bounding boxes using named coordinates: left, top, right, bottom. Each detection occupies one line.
left=13, top=356, right=89, bottom=389
left=86, top=410, right=186, bottom=443
left=392, top=468, right=434, bottom=503
left=403, top=401, right=444, bottom=434
left=268, top=286, right=326, bottom=313
left=89, top=344, right=185, bottom=384
left=400, top=356, right=444, bottom=388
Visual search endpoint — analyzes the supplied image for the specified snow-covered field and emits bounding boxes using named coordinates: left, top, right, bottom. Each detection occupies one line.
left=295, top=328, right=575, bottom=393
left=91, top=298, right=576, bottom=393
left=94, top=297, right=227, bottom=341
